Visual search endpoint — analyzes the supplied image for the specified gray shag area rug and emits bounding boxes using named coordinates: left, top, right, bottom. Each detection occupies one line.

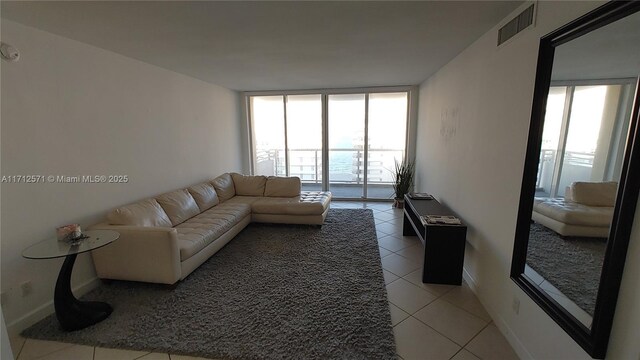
left=527, top=223, right=606, bottom=316
left=22, top=209, right=396, bottom=359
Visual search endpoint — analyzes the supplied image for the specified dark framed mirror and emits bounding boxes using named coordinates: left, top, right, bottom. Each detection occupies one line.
left=511, top=2, right=640, bottom=358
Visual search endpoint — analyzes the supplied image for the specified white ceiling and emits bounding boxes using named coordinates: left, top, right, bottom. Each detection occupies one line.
left=1, top=1, right=522, bottom=91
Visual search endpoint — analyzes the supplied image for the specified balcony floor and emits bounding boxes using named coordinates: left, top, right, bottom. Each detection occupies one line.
left=302, top=183, right=395, bottom=200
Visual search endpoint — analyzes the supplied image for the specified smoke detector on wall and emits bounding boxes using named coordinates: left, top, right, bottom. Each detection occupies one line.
left=0, top=42, right=20, bottom=62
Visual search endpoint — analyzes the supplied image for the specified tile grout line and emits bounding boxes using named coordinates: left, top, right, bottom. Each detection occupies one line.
left=381, top=263, right=421, bottom=279
left=408, top=299, right=489, bottom=349
left=391, top=277, right=483, bottom=348
left=374, top=221, right=404, bottom=229
left=378, top=232, right=417, bottom=242
left=404, top=280, right=457, bottom=301
left=15, top=337, right=26, bottom=360
left=392, top=314, right=465, bottom=359
left=386, top=276, right=492, bottom=347
left=28, top=341, right=77, bottom=360
left=387, top=274, right=444, bottom=299
left=385, top=279, right=442, bottom=314
left=378, top=239, right=417, bottom=253
left=393, top=250, right=423, bottom=263
left=407, top=314, right=466, bottom=352
left=419, top=290, right=490, bottom=323
left=447, top=349, right=462, bottom=360
left=460, top=321, right=493, bottom=358
left=438, top=295, right=493, bottom=323
left=381, top=248, right=421, bottom=263
left=133, top=351, right=153, bottom=359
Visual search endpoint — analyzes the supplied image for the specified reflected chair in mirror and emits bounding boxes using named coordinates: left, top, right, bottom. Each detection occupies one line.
left=532, top=181, right=617, bottom=238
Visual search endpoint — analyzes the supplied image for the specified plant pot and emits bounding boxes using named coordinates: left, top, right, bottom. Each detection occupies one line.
left=393, top=198, right=404, bottom=209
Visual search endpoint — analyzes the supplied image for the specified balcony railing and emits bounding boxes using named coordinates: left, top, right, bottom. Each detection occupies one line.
left=255, top=148, right=404, bottom=185
left=536, top=149, right=595, bottom=193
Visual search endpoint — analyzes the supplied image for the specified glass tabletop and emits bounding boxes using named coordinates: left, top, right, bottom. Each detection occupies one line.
left=22, top=230, right=119, bottom=259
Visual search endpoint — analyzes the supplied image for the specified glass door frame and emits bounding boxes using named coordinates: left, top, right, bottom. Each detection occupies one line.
left=244, top=85, right=418, bottom=200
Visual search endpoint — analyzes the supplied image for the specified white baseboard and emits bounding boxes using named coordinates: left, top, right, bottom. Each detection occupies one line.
left=462, top=267, right=534, bottom=360
left=6, top=277, right=101, bottom=337
left=462, top=267, right=477, bottom=290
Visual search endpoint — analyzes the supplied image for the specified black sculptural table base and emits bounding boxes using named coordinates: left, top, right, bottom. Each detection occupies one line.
left=55, top=253, right=112, bottom=331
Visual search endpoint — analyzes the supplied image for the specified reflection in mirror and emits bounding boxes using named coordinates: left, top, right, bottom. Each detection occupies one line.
left=527, top=82, right=635, bottom=328
left=511, top=2, right=640, bottom=357
left=524, top=10, right=639, bottom=329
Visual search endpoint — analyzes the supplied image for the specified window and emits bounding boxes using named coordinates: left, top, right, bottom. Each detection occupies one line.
left=537, top=81, right=635, bottom=198
left=250, top=96, right=286, bottom=177
left=247, top=88, right=412, bottom=199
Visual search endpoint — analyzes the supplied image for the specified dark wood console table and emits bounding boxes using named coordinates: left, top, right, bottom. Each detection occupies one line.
left=403, top=195, right=467, bottom=285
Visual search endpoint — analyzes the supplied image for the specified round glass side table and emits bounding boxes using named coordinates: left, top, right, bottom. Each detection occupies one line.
left=23, top=230, right=119, bottom=331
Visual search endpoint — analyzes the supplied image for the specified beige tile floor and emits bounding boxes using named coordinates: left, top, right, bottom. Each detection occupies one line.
left=8, top=201, right=519, bottom=360
left=332, top=201, right=519, bottom=360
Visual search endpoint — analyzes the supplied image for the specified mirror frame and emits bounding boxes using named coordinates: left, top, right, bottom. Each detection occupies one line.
left=510, top=2, right=640, bottom=358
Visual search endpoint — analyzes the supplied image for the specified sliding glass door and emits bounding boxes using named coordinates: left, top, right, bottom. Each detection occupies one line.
left=367, top=92, right=408, bottom=198
left=286, top=95, right=323, bottom=190
left=537, top=82, right=635, bottom=198
left=248, top=89, right=410, bottom=199
left=327, top=94, right=366, bottom=198
left=250, top=96, right=286, bottom=177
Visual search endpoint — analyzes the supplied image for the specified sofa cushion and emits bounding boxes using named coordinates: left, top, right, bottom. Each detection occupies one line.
left=211, top=173, right=236, bottom=202
left=231, top=173, right=267, bottom=196
left=188, top=182, right=220, bottom=211
left=175, top=202, right=251, bottom=261
left=571, top=181, right=618, bottom=207
left=533, top=197, right=613, bottom=227
left=251, top=191, right=331, bottom=215
left=264, top=176, right=301, bottom=197
left=156, top=189, right=201, bottom=226
left=107, top=198, right=172, bottom=227
left=224, top=196, right=261, bottom=206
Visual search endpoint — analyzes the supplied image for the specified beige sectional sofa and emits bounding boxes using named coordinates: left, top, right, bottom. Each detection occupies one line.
left=532, top=181, right=617, bottom=237
left=90, top=173, right=331, bottom=285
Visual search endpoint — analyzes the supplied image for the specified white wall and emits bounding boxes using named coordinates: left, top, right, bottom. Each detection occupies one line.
left=0, top=20, right=243, bottom=331
left=416, top=1, right=640, bottom=359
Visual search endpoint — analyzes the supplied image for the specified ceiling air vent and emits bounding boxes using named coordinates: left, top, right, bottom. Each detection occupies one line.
left=498, top=4, right=535, bottom=46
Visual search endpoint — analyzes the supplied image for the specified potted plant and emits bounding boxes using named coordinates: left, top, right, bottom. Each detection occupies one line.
left=392, top=158, right=415, bottom=208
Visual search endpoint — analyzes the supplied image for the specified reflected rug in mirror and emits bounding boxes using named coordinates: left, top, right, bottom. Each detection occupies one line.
left=526, top=222, right=606, bottom=316
left=22, top=209, right=396, bottom=359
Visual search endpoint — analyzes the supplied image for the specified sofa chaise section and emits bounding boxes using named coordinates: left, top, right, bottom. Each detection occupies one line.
left=250, top=192, right=331, bottom=225
left=532, top=181, right=616, bottom=237
left=223, top=173, right=331, bottom=225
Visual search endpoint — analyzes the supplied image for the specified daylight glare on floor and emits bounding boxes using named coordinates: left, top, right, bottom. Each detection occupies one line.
left=9, top=200, right=518, bottom=360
